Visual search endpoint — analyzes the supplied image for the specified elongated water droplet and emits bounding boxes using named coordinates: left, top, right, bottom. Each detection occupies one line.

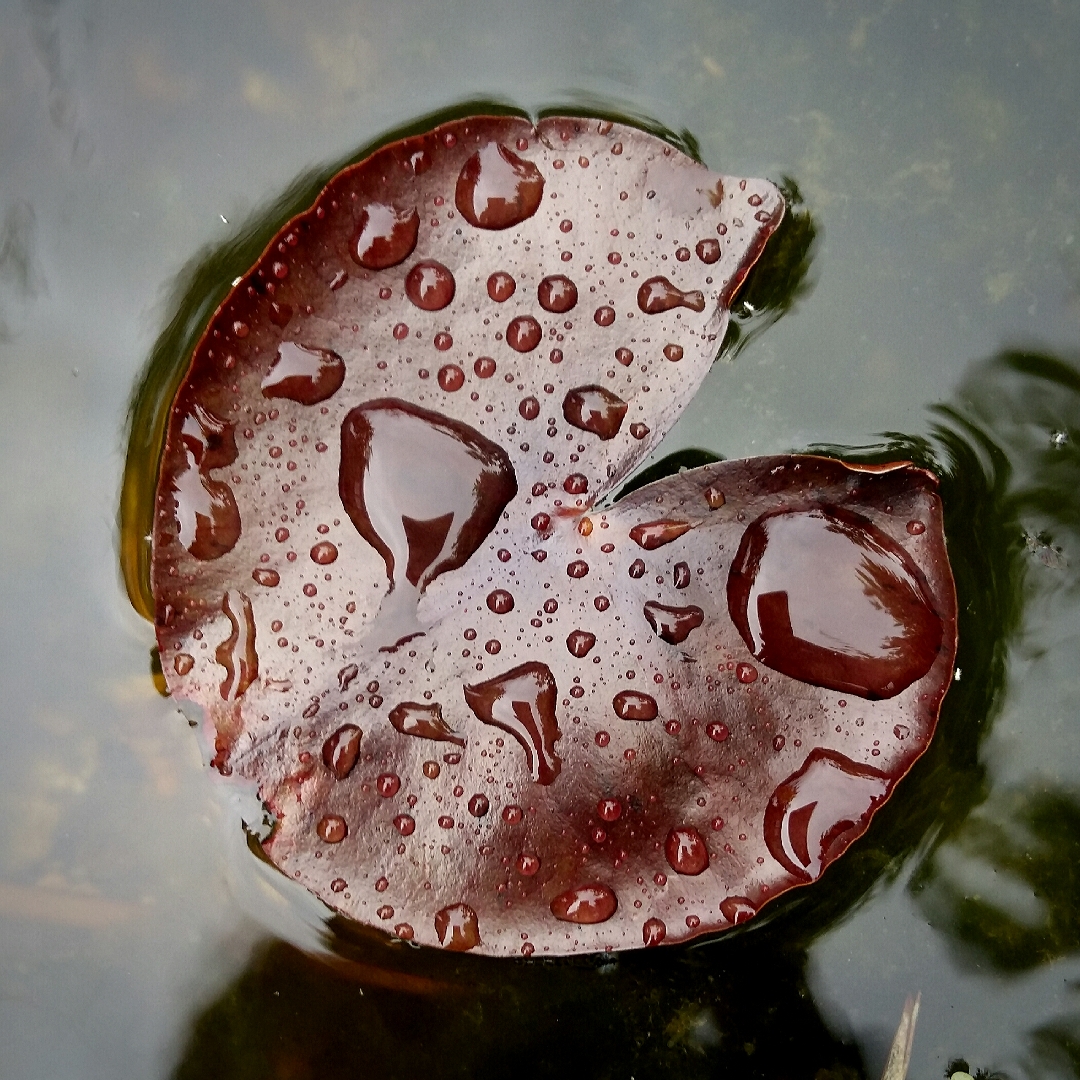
left=388, top=701, right=465, bottom=746
left=216, top=590, right=258, bottom=700
left=171, top=405, right=241, bottom=561
left=261, top=342, right=345, bottom=405
left=727, top=506, right=943, bottom=698
left=764, top=748, right=891, bottom=881
left=322, top=724, right=362, bottom=779
left=252, top=568, right=280, bottom=587
left=562, top=385, right=627, bottom=441
left=463, top=661, right=562, bottom=785
left=629, top=519, right=692, bottom=550
left=636, top=276, right=705, bottom=314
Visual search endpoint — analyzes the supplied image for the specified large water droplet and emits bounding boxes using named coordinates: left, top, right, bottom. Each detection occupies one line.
left=629, top=519, right=692, bottom=550
left=636, top=276, right=706, bottom=314
left=216, top=590, right=258, bottom=700
left=643, top=601, right=704, bottom=645
left=612, top=690, right=658, bottom=721
left=405, top=260, right=456, bottom=310
left=340, top=400, right=517, bottom=649
left=550, top=883, right=618, bottom=924
left=455, top=143, right=544, bottom=230
left=388, top=701, right=465, bottom=746
left=764, top=747, right=891, bottom=881
left=727, top=505, right=943, bottom=698
left=171, top=405, right=241, bottom=561
left=665, top=826, right=709, bottom=875
left=562, top=385, right=628, bottom=441
left=261, top=342, right=345, bottom=405
left=353, top=203, right=420, bottom=269
left=538, top=275, right=578, bottom=313
left=463, top=661, right=562, bottom=785
left=322, top=723, right=362, bottom=779
left=434, top=902, right=481, bottom=950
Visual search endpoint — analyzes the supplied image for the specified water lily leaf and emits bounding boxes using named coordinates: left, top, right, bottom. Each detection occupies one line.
left=151, top=115, right=956, bottom=955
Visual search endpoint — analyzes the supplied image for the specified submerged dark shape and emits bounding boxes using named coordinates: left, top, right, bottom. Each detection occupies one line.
left=148, top=113, right=955, bottom=957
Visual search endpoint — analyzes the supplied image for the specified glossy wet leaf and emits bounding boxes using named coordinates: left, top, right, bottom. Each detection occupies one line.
left=151, top=115, right=956, bottom=956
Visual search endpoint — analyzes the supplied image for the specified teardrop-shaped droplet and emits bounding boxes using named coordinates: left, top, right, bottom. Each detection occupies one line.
left=405, top=260, right=456, bottom=310
left=629, top=519, right=692, bottom=550
left=322, top=723, right=362, bottom=779
left=643, top=602, right=704, bottom=645
left=352, top=203, right=420, bottom=269
left=550, top=883, right=618, bottom=924
left=764, top=747, right=891, bottom=881
left=727, top=505, right=943, bottom=699
left=665, top=825, right=709, bottom=875
left=463, top=661, right=561, bottom=785
left=388, top=701, right=465, bottom=746
left=251, top=567, right=280, bottom=587
left=636, top=276, right=706, bottom=314
left=434, top=902, right=481, bottom=950
left=455, top=143, right=545, bottom=229
left=538, top=274, right=578, bottom=313
left=562, top=385, right=627, bottom=441
left=339, top=400, right=517, bottom=649
left=261, top=342, right=345, bottom=405
left=612, top=690, right=658, bottom=721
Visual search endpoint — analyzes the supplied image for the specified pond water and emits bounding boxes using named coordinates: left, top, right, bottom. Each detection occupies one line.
left=1, top=1, right=1079, bottom=1077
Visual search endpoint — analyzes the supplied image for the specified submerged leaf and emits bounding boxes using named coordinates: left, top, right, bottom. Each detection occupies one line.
left=151, top=115, right=955, bottom=956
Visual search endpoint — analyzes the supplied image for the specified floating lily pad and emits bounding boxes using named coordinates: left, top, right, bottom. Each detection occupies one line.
left=151, top=115, right=956, bottom=956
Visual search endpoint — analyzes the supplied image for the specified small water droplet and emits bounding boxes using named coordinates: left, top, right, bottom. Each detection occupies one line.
left=377, top=772, right=401, bottom=797
left=317, top=814, right=348, bottom=843
left=487, top=271, right=516, bottom=302
left=665, top=826, right=709, bottom=875
left=643, top=917, right=666, bottom=946
left=538, top=275, right=578, bottom=313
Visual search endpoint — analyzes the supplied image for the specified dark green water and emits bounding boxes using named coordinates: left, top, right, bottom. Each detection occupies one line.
left=2, top=3, right=1079, bottom=1078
